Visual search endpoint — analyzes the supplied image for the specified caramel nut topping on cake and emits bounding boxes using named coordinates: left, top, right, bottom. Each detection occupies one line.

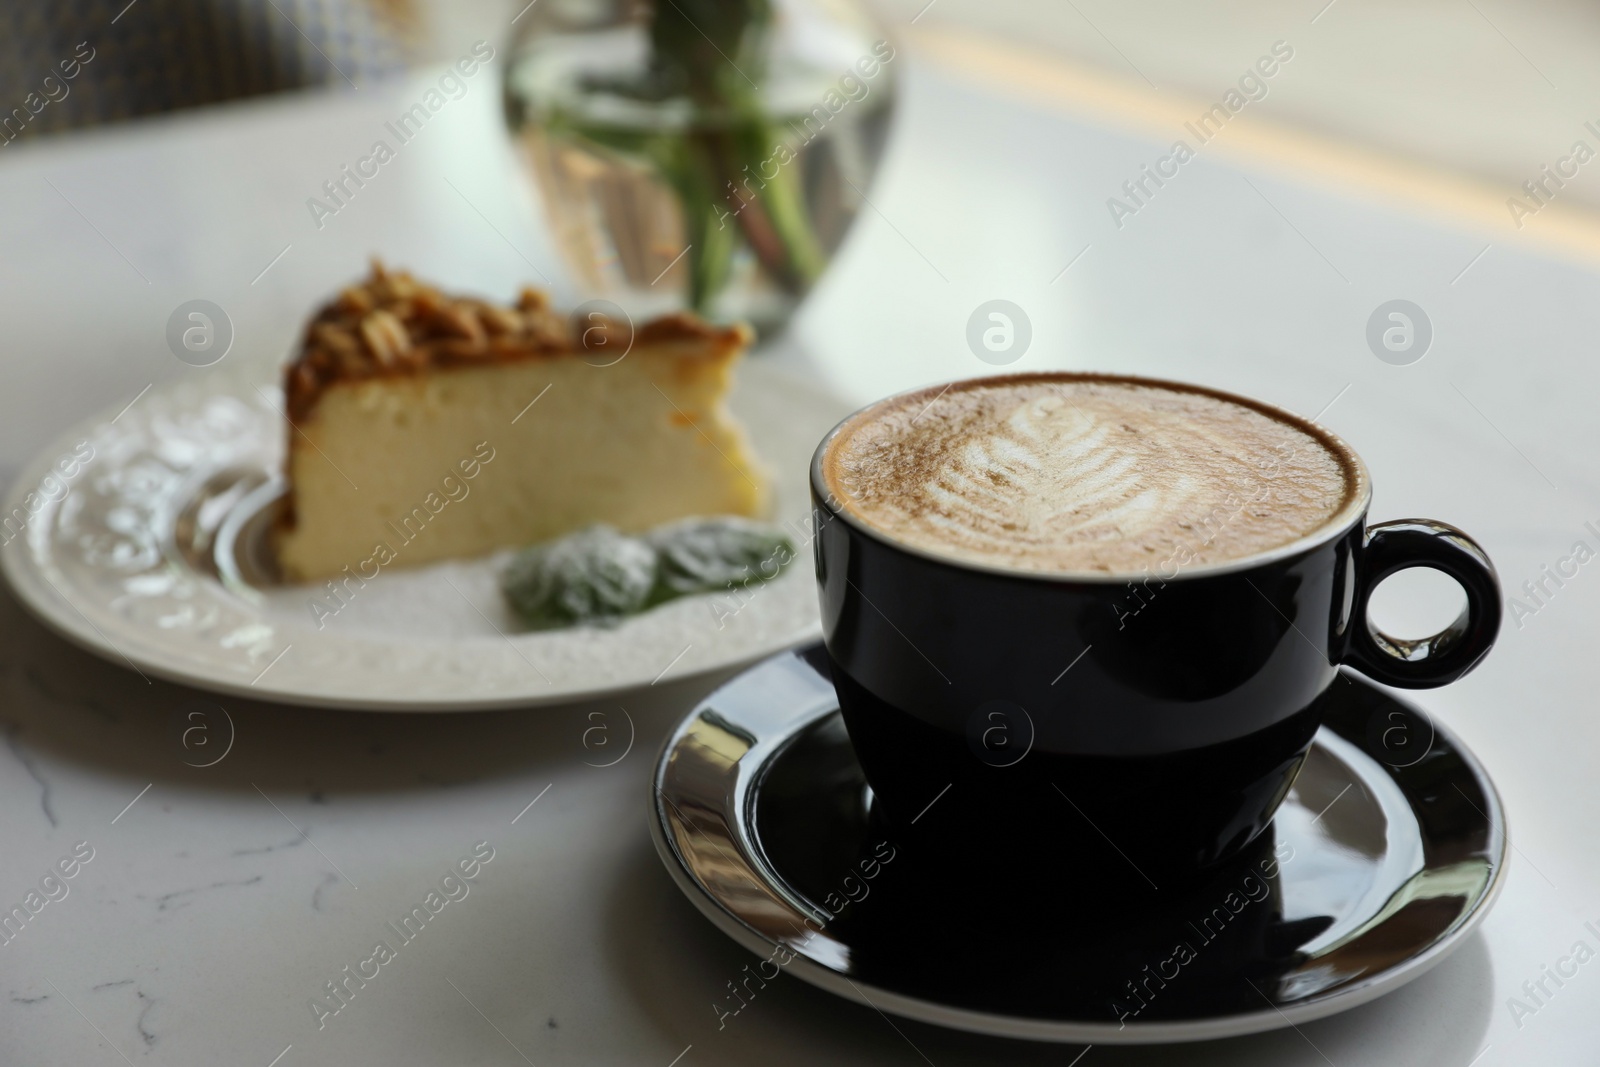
left=283, top=261, right=749, bottom=423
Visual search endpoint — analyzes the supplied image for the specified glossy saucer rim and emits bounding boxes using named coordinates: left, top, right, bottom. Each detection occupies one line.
left=648, top=647, right=1508, bottom=1046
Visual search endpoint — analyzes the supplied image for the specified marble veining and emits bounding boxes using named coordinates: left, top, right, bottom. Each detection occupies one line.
left=2, top=723, right=57, bottom=827
left=147, top=876, right=266, bottom=913
left=311, top=872, right=340, bottom=913
left=231, top=836, right=306, bottom=857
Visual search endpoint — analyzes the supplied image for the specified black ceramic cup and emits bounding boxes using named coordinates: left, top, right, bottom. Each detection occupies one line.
left=810, top=372, right=1500, bottom=884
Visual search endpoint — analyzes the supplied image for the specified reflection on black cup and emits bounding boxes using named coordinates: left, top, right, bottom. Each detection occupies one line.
left=811, top=372, right=1501, bottom=882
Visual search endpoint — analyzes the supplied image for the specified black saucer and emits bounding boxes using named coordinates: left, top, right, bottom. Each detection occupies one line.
left=649, top=645, right=1506, bottom=1044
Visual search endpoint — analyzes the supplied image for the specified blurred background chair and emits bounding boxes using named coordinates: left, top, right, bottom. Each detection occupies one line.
left=0, top=0, right=418, bottom=142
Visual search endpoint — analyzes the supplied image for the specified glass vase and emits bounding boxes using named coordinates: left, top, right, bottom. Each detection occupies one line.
left=503, top=0, right=897, bottom=337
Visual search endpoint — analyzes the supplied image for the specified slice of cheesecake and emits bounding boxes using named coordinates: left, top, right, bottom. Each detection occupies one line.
left=272, top=263, right=770, bottom=583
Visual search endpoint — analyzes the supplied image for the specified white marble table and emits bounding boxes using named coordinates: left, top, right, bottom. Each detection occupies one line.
left=2, top=35, right=1599, bottom=1067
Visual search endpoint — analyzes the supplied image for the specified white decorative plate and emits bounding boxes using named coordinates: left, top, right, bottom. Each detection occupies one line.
left=0, top=360, right=849, bottom=710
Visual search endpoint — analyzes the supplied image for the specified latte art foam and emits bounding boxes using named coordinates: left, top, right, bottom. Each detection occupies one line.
left=823, top=376, right=1362, bottom=575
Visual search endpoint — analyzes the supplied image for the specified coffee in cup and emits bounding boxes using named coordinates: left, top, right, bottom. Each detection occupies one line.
left=811, top=373, right=1500, bottom=882
left=824, top=375, right=1360, bottom=575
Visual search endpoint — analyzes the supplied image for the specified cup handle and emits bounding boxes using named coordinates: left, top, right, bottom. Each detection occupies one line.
left=1345, top=519, right=1502, bottom=689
